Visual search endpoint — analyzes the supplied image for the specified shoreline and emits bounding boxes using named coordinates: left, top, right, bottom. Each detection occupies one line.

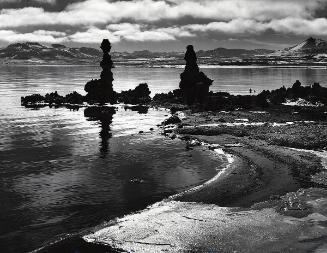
left=81, top=106, right=327, bottom=252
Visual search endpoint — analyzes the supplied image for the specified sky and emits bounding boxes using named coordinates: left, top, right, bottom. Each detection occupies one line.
left=1, top=0, right=327, bottom=51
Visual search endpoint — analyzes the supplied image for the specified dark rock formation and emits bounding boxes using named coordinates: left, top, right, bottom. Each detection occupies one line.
left=117, top=83, right=151, bottom=104
left=162, top=115, right=182, bottom=125
left=65, top=91, right=84, bottom=104
left=85, top=39, right=117, bottom=104
left=153, top=89, right=183, bottom=104
left=21, top=93, right=45, bottom=105
left=258, top=80, right=327, bottom=106
left=179, top=45, right=213, bottom=105
left=45, top=91, right=65, bottom=105
left=21, top=91, right=85, bottom=107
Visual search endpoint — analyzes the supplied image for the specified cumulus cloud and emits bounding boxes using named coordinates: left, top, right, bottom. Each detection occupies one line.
left=0, top=0, right=56, bottom=4
left=34, top=0, right=56, bottom=4
left=68, top=27, right=120, bottom=43
left=54, top=0, right=327, bottom=23
left=185, top=19, right=268, bottom=34
left=0, top=29, right=66, bottom=43
left=269, top=18, right=327, bottom=36
left=0, top=23, right=195, bottom=44
left=0, top=0, right=325, bottom=28
left=107, top=23, right=194, bottom=41
left=107, top=23, right=176, bottom=42
left=0, top=0, right=327, bottom=45
left=68, top=23, right=194, bottom=43
left=184, top=18, right=327, bottom=36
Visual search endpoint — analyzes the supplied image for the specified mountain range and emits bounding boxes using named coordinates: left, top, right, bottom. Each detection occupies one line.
left=1, top=37, right=327, bottom=66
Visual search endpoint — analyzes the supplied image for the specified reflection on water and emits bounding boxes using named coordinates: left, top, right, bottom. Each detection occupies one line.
left=84, top=107, right=116, bottom=156
left=99, top=119, right=112, bottom=155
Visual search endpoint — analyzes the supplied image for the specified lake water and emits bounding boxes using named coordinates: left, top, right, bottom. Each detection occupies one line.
left=1, top=65, right=327, bottom=252
left=0, top=65, right=326, bottom=98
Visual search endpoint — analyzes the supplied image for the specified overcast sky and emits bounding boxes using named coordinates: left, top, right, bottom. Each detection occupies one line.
left=1, top=0, right=327, bottom=51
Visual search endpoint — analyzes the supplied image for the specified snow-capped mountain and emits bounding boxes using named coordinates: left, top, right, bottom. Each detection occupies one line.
left=276, top=37, right=327, bottom=56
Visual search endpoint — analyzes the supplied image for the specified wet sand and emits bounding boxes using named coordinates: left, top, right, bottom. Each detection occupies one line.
left=175, top=136, right=320, bottom=207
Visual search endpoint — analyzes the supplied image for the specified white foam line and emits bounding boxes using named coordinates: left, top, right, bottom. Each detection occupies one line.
left=188, top=121, right=315, bottom=128
left=168, top=141, right=235, bottom=200
left=250, top=111, right=268, bottom=114
left=193, top=123, right=266, bottom=127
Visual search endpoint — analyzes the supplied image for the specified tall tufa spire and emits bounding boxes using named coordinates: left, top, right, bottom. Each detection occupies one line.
left=179, top=45, right=213, bottom=105
left=85, top=39, right=117, bottom=104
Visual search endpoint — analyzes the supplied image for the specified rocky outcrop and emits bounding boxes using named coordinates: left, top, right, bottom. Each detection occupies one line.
left=179, top=45, right=213, bottom=105
left=21, top=91, right=85, bottom=106
left=117, top=83, right=151, bottom=105
left=85, top=39, right=117, bottom=104
left=259, top=80, right=327, bottom=106
left=162, top=115, right=182, bottom=125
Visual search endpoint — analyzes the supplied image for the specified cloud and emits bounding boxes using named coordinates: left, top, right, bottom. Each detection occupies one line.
left=0, top=29, right=66, bottom=43
left=108, top=23, right=194, bottom=41
left=184, top=18, right=327, bottom=36
left=0, top=23, right=195, bottom=44
left=61, top=0, right=326, bottom=23
left=33, top=0, right=56, bottom=4
left=185, top=19, right=268, bottom=34
left=68, top=27, right=120, bottom=43
left=1, top=0, right=327, bottom=46
left=68, top=23, right=194, bottom=43
left=2, top=16, right=327, bottom=46
left=0, top=0, right=325, bottom=28
left=0, top=0, right=56, bottom=4
left=0, top=8, right=55, bottom=27
left=108, top=24, right=176, bottom=42
left=269, top=17, right=327, bottom=36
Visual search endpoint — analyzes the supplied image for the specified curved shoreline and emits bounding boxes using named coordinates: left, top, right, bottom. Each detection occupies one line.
left=174, top=134, right=322, bottom=207
left=168, top=142, right=236, bottom=201
left=81, top=109, right=327, bottom=252
left=82, top=136, right=327, bottom=252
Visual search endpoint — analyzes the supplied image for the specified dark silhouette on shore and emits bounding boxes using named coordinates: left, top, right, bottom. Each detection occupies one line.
left=85, top=39, right=117, bottom=104
left=179, top=45, right=213, bottom=105
left=117, top=83, right=151, bottom=104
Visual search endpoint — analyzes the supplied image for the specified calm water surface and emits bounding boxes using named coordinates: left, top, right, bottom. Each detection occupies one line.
left=0, top=65, right=327, bottom=252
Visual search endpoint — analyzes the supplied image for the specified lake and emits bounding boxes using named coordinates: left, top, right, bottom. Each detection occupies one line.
left=0, top=65, right=327, bottom=252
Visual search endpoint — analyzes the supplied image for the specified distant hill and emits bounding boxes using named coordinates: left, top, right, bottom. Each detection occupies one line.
left=273, top=37, right=327, bottom=56
left=1, top=38, right=327, bottom=66
left=0, top=42, right=101, bottom=63
left=0, top=42, right=274, bottom=63
left=197, top=48, right=274, bottom=58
